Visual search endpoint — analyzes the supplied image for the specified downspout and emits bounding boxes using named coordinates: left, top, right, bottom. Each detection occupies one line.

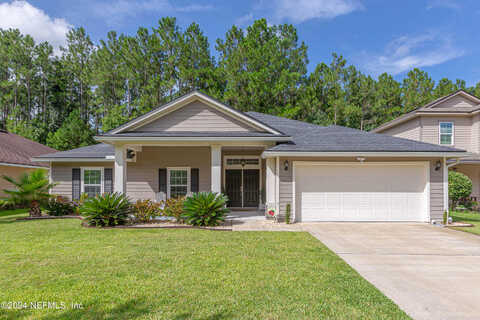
left=444, top=157, right=461, bottom=225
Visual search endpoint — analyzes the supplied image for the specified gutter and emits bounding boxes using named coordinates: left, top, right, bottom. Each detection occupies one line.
left=31, top=157, right=114, bottom=163
left=261, top=151, right=472, bottom=159
left=95, top=136, right=291, bottom=142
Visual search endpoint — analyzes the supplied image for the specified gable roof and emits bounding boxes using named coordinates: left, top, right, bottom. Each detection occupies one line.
left=106, top=91, right=283, bottom=136
left=35, top=108, right=468, bottom=162
left=247, top=112, right=466, bottom=155
left=0, top=130, right=56, bottom=167
left=373, top=90, right=480, bottom=133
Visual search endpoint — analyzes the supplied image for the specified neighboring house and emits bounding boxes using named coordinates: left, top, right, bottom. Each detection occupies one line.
left=373, top=90, right=480, bottom=199
left=0, top=129, right=56, bottom=197
left=34, top=91, right=467, bottom=223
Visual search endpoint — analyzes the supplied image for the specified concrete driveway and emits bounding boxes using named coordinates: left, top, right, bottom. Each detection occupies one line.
left=304, top=223, right=480, bottom=320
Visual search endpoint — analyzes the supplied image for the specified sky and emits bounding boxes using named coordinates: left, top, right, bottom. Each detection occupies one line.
left=0, top=0, right=478, bottom=86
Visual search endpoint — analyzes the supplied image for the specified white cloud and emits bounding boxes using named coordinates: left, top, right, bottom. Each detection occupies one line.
left=238, top=0, right=362, bottom=25
left=235, top=13, right=254, bottom=26
left=272, top=0, right=363, bottom=23
left=361, top=32, right=465, bottom=76
left=94, top=0, right=214, bottom=26
left=426, top=0, right=461, bottom=10
left=0, top=1, right=71, bottom=52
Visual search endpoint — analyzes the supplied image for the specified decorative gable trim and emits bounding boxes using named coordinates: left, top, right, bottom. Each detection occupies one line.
left=108, top=91, right=283, bottom=135
left=424, top=90, right=480, bottom=109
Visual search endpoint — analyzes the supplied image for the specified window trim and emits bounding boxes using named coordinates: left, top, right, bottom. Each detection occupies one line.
left=81, top=167, right=104, bottom=196
left=439, top=122, right=454, bottom=145
left=167, top=167, right=190, bottom=198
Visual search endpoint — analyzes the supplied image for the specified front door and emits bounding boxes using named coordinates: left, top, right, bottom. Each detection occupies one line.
left=224, top=156, right=261, bottom=208
left=225, top=169, right=242, bottom=207
left=243, top=169, right=259, bottom=207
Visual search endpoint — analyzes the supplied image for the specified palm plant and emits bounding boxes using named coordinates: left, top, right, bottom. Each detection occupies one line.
left=2, top=169, right=55, bottom=217
left=182, top=192, right=229, bottom=226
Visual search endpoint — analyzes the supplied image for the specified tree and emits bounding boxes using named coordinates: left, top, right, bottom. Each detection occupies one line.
left=402, top=68, right=434, bottom=112
left=46, top=110, right=95, bottom=150
left=216, top=19, right=308, bottom=116
left=2, top=169, right=55, bottom=216
left=448, top=171, right=472, bottom=210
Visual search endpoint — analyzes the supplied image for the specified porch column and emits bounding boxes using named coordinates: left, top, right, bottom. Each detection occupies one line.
left=211, top=144, right=221, bottom=193
left=275, top=156, right=280, bottom=214
left=266, top=158, right=276, bottom=207
left=114, top=145, right=126, bottom=194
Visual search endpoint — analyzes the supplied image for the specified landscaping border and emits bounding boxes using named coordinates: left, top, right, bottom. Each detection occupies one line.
left=16, top=215, right=83, bottom=220
left=80, top=221, right=232, bottom=231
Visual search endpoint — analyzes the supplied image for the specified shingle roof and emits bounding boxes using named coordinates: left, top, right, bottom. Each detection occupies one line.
left=36, top=92, right=467, bottom=160
left=37, top=143, right=114, bottom=159
left=0, top=131, right=56, bottom=167
left=246, top=112, right=464, bottom=153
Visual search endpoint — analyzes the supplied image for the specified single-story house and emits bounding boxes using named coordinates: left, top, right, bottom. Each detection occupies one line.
left=33, top=91, right=469, bottom=223
left=0, top=129, right=56, bottom=197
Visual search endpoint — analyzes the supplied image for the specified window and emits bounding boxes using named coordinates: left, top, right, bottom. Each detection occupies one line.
left=82, top=168, right=103, bottom=197
left=439, top=122, right=453, bottom=145
left=168, top=168, right=189, bottom=198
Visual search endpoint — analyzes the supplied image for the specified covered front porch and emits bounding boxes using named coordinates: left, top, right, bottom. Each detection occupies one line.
left=111, top=144, right=275, bottom=213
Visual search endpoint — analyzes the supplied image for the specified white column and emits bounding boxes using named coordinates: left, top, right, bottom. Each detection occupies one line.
left=211, top=144, right=221, bottom=193
left=266, top=158, right=276, bottom=206
left=275, top=156, right=280, bottom=214
left=443, top=157, right=449, bottom=223
left=114, top=145, right=126, bottom=194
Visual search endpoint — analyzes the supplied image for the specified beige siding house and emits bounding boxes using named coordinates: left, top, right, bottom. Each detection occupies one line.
left=35, top=91, right=467, bottom=223
left=374, top=90, right=480, bottom=199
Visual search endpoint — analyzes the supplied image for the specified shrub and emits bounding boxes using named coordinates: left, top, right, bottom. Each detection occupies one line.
left=44, top=196, right=75, bottom=216
left=160, top=197, right=186, bottom=223
left=80, top=192, right=131, bottom=227
left=285, top=203, right=291, bottom=224
left=182, top=192, right=229, bottom=226
left=131, top=199, right=162, bottom=223
left=449, top=171, right=472, bottom=210
left=2, top=169, right=55, bottom=217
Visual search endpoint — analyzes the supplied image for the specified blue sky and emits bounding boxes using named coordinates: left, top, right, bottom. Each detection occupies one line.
left=1, top=0, right=479, bottom=85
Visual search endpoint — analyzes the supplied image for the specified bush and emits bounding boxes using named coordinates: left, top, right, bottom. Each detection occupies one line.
left=285, top=203, right=291, bottom=224
left=44, top=196, right=75, bottom=216
left=182, top=192, right=229, bottom=226
left=160, top=197, right=186, bottom=223
left=80, top=192, right=131, bottom=227
left=449, top=171, right=472, bottom=210
left=131, top=199, right=162, bottom=223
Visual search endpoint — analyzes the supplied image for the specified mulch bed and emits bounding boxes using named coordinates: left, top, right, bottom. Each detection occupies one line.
left=17, top=215, right=83, bottom=220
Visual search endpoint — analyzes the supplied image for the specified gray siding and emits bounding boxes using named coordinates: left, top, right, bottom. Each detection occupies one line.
left=135, top=101, right=260, bottom=132
left=432, top=95, right=477, bottom=109
left=127, top=146, right=211, bottom=201
left=51, top=162, right=114, bottom=200
left=421, top=116, right=472, bottom=152
left=381, top=118, right=421, bottom=141
left=278, top=157, right=443, bottom=223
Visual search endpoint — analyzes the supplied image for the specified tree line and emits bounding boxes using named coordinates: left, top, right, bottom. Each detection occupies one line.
left=1, top=18, right=479, bottom=150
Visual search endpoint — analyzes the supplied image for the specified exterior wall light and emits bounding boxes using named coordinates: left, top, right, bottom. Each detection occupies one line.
left=435, top=160, right=442, bottom=171
left=284, top=160, right=289, bottom=171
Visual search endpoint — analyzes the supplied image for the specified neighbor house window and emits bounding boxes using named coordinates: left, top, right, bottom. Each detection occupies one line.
left=82, top=168, right=103, bottom=197
left=439, top=122, right=454, bottom=145
left=168, top=168, right=190, bottom=198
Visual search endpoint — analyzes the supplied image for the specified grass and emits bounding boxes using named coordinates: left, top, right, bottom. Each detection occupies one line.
left=0, top=208, right=29, bottom=218
left=450, top=210, right=480, bottom=236
left=0, top=212, right=408, bottom=320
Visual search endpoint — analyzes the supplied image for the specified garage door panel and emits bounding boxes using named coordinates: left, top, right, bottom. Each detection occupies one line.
left=295, top=163, right=428, bottom=222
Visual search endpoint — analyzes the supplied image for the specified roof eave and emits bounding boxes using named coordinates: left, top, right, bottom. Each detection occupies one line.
left=31, top=157, right=114, bottom=162
left=261, top=151, right=471, bottom=158
left=95, top=136, right=291, bottom=143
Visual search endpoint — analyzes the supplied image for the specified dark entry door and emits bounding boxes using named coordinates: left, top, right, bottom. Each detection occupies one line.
left=243, top=169, right=259, bottom=207
left=225, top=170, right=242, bottom=207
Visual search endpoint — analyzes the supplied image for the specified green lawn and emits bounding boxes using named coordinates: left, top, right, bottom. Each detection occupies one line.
left=450, top=211, right=480, bottom=236
left=0, top=212, right=408, bottom=320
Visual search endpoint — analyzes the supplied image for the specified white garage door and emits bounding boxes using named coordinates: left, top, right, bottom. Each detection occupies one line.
left=294, top=162, right=429, bottom=222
